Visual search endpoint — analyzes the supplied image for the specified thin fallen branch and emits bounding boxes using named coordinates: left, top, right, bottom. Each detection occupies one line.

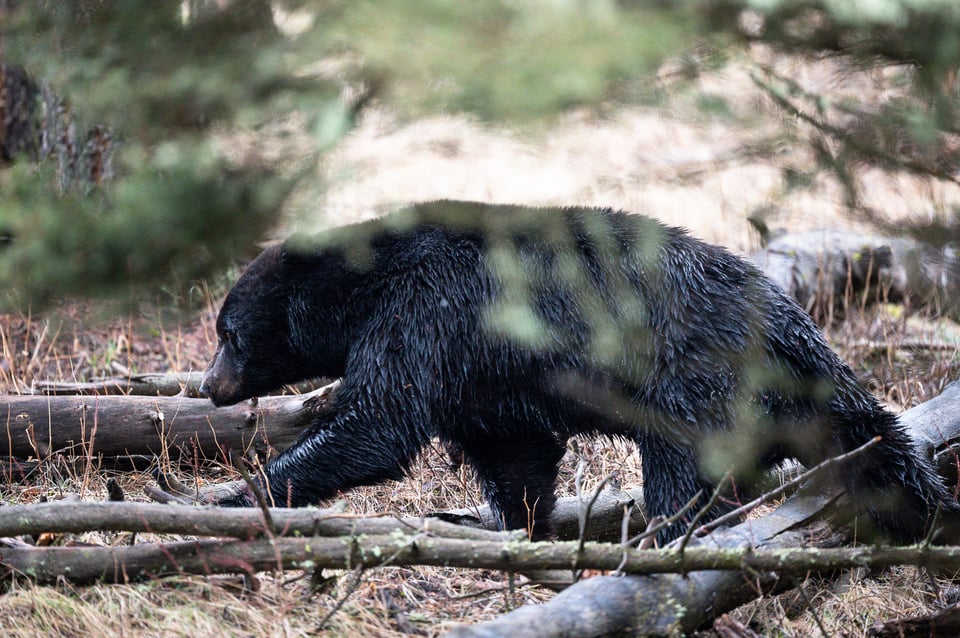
left=7, top=497, right=960, bottom=589
left=847, top=340, right=960, bottom=352
left=31, top=372, right=206, bottom=397
left=148, top=466, right=647, bottom=543
left=30, top=373, right=330, bottom=399
left=0, top=500, right=518, bottom=542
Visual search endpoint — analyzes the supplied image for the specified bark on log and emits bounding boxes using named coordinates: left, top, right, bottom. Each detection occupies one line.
left=869, top=604, right=960, bottom=637
left=0, top=381, right=339, bottom=463
left=749, top=230, right=960, bottom=321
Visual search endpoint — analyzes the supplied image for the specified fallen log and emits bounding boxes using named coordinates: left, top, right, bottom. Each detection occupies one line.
left=446, top=497, right=841, bottom=638
left=436, top=486, right=646, bottom=543
left=0, top=500, right=519, bottom=542
left=898, top=381, right=960, bottom=483
left=749, top=230, right=960, bottom=321
left=0, top=381, right=340, bottom=463
left=0, top=489, right=641, bottom=591
left=869, top=604, right=960, bottom=637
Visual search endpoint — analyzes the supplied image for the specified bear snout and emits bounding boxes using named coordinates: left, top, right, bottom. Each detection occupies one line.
left=198, top=343, right=247, bottom=406
left=199, top=366, right=243, bottom=407
left=201, top=379, right=236, bottom=407
left=197, top=376, right=212, bottom=400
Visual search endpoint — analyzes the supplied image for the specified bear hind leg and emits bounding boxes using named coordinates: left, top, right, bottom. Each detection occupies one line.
left=463, top=436, right=566, bottom=541
left=635, top=431, right=736, bottom=545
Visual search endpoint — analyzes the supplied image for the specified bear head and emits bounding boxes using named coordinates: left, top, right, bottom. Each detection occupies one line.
left=200, top=241, right=360, bottom=406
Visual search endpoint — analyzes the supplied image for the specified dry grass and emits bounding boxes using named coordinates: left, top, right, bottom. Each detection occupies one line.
left=4, top=49, right=960, bottom=636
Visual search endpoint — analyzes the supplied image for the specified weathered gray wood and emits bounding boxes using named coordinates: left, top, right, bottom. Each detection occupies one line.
left=0, top=499, right=518, bottom=542
left=30, top=373, right=330, bottom=399
left=435, top=486, right=646, bottom=543
left=447, top=496, right=843, bottom=638
left=750, top=230, right=960, bottom=320
left=0, top=381, right=339, bottom=462
left=12, top=496, right=960, bottom=590
left=899, top=382, right=960, bottom=483
left=30, top=372, right=206, bottom=397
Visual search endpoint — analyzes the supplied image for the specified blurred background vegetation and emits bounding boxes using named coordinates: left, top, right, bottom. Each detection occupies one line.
left=0, top=0, right=958, bottom=309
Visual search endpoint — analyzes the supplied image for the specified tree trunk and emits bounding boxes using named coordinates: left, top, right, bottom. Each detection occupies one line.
left=0, top=62, right=113, bottom=185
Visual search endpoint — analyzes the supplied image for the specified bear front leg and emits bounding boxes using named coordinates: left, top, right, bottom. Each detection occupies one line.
left=250, top=392, right=432, bottom=507
left=463, top=436, right=567, bottom=540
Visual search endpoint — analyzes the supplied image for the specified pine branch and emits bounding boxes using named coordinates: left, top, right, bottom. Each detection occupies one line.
left=750, top=70, right=960, bottom=187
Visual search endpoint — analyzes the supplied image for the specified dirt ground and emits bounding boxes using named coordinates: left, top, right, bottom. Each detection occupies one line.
left=3, top=50, right=960, bottom=637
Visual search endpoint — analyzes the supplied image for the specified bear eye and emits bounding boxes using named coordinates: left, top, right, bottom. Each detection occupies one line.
left=222, top=329, right=240, bottom=352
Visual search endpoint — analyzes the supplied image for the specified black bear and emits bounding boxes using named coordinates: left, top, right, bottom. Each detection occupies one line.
left=199, top=200, right=957, bottom=543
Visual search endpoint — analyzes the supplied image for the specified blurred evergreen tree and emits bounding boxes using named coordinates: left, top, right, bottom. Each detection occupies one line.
left=3, top=0, right=959, bottom=310
left=702, top=0, right=960, bottom=227
left=0, top=0, right=696, bottom=309
left=0, top=0, right=350, bottom=308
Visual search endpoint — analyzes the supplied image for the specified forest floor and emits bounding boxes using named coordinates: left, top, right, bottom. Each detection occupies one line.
left=4, top=48, right=960, bottom=637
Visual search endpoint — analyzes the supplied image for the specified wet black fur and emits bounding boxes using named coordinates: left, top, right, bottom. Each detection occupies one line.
left=200, top=201, right=958, bottom=542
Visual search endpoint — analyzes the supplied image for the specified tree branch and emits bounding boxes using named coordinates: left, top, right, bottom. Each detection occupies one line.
left=29, top=373, right=330, bottom=399
left=7, top=498, right=960, bottom=589
left=0, top=500, right=517, bottom=542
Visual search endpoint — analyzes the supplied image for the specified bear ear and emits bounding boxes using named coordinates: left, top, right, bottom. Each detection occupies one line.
left=278, top=246, right=300, bottom=267
left=279, top=235, right=317, bottom=269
